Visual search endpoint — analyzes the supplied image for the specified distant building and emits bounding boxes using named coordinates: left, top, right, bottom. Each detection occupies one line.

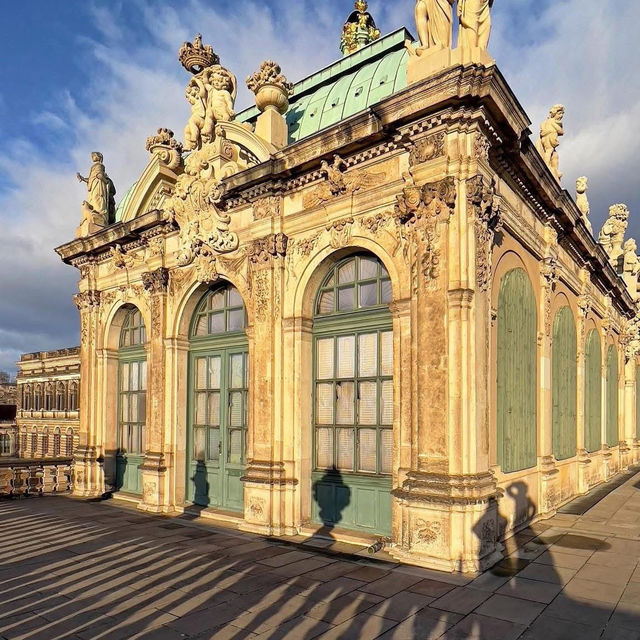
left=16, top=348, right=80, bottom=459
left=0, top=403, right=17, bottom=458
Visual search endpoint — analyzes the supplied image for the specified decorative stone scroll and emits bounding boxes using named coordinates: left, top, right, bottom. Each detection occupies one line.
left=145, top=128, right=183, bottom=171
left=252, top=196, right=280, bottom=221
left=409, top=131, right=446, bottom=166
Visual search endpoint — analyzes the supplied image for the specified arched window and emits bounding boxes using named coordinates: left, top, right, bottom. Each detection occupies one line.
left=584, top=330, right=602, bottom=452
left=0, top=434, right=10, bottom=456
left=117, top=308, right=147, bottom=494
left=41, top=427, right=49, bottom=457
left=53, top=428, right=61, bottom=456
left=605, top=345, right=619, bottom=446
left=44, top=383, right=54, bottom=411
left=56, top=382, right=66, bottom=411
left=22, top=385, right=31, bottom=411
left=68, top=381, right=78, bottom=411
left=497, top=268, right=537, bottom=473
left=188, top=284, right=248, bottom=512
left=34, top=384, right=43, bottom=411
left=552, top=306, right=577, bottom=460
left=31, top=427, right=38, bottom=455
left=65, top=428, right=74, bottom=457
left=312, top=254, right=393, bottom=535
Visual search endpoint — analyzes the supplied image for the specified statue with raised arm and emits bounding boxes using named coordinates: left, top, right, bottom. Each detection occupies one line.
left=414, top=0, right=455, bottom=53
left=536, top=105, right=565, bottom=182
left=76, top=152, right=116, bottom=237
left=458, top=0, right=494, bottom=51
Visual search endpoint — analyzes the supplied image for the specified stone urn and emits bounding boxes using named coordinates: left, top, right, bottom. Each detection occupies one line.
left=254, top=83, right=290, bottom=115
left=247, top=60, right=294, bottom=115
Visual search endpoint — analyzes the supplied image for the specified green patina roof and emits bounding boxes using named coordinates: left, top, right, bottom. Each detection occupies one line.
left=114, top=180, right=138, bottom=223
left=237, top=28, right=412, bottom=144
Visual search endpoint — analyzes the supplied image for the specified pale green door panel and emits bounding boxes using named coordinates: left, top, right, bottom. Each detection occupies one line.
left=606, top=346, right=619, bottom=446
left=552, top=307, right=577, bottom=460
left=497, top=268, right=538, bottom=473
left=584, top=330, right=602, bottom=452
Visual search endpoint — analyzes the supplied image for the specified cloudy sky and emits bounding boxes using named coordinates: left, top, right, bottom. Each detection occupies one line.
left=0, top=0, right=638, bottom=374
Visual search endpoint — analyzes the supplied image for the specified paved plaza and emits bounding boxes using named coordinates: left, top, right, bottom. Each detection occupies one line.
left=1, top=472, right=640, bottom=640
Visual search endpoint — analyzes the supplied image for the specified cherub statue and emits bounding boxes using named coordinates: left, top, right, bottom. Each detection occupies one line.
left=599, top=204, right=630, bottom=262
left=184, top=80, right=207, bottom=151
left=76, top=152, right=116, bottom=218
left=413, top=0, right=455, bottom=53
left=202, top=66, right=237, bottom=144
left=536, top=104, right=565, bottom=181
left=575, top=176, right=592, bottom=233
left=458, top=0, right=494, bottom=52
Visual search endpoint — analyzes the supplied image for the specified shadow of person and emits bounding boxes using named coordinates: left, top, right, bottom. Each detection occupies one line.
left=190, top=459, right=210, bottom=514
left=311, top=466, right=351, bottom=542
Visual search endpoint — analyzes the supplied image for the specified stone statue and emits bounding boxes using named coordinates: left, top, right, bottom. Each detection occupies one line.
left=536, top=104, right=565, bottom=182
left=622, top=239, right=640, bottom=298
left=75, top=152, right=116, bottom=236
left=575, top=176, right=592, bottom=233
left=414, top=0, right=455, bottom=53
left=184, top=80, right=207, bottom=151
left=458, top=0, right=494, bottom=52
left=599, top=204, right=630, bottom=262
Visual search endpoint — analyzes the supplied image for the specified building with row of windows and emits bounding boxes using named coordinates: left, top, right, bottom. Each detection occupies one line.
left=16, top=349, right=80, bottom=459
left=53, top=3, right=640, bottom=571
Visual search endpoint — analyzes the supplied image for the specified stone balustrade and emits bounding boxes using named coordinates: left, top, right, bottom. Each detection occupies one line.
left=0, top=458, right=73, bottom=497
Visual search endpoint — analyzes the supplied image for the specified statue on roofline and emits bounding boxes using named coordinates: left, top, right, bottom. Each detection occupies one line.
left=458, top=0, right=494, bottom=52
left=414, top=0, right=455, bottom=53
left=75, top=152, right=116, bottom=237
left=599, top=204, right=630, bottom=263
left=575, top=177, right=592, bottom=234
left=536, top=104, right=565, bottom=182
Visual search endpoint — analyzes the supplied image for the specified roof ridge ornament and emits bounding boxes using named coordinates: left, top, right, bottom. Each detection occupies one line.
left=340, top=0, right=380, bottom=57
left=178, top=34, right=220, bottom=74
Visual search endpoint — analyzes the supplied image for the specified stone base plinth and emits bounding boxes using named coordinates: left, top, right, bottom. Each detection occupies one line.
left=72, top=446, right=105, bottom=498
left=137, top=451, right=168, bottom=513
left=406, top=44, right=495, bottom=84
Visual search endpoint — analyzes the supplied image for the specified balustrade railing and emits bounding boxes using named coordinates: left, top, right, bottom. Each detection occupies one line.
left=0, top=458, right=73, bottom=497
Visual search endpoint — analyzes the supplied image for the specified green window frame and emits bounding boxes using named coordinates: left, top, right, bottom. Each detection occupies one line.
left=313, top=255, right=393, bottom=477
left=552, top=306, right=577, bottom=460
left=120, top=308, right=146, bottom=348
left=496, top=268, right=538, bottom=473
left=584, top=330, right=602, bottom=453
left=191, top=286, right=246, bottom=336
left=605, top=345, right=619, bottom=446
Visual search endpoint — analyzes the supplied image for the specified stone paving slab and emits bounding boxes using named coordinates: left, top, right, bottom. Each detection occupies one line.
left=1, top=471, right=640, bottom=639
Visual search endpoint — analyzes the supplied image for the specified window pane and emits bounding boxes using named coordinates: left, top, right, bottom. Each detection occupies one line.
left=380, top=429, right=393, bottom=474
left=381, top=380, right=393, bottom=425
left=228, top=429, right=243, bottom=464
left=336, top=382, right=355, bottom=424
left=359, top=333, right=378, bottom=377
left=316, top=428, right=333, bottom=469
left=130, top=362, right=139, bottom=391
left=338, top=260, right=356, bottom=284
left=229, top=392, right=243, bottom=427
left=358, top=429, right=377, bottom=472
left=121, top=364, right=130, bottom=391
left=359, top=257, right=378, bottom=280
left=209, top=312, right=225, bottom=334
left=195, top=315, right=208, bottom=336
left=381, top=331, right=393, bottom=376
left=381, top=279, right=392, bottom=304
left=131, top=424, right=140, bottom=453
left=337, top=336, right=355, bottom=378
left=316, top=383, right=334, bottom=425
left=337, top=428, right=354, bottom=471
left=196, top=358, right=207, bottom=389
left=230, top=355, right=244, bottom=389
left=195, top=392, right=207, bottom=425
left=208, top=428, right=220, bottom=462
left=208, top=357, right=221, bottom=389
left=130, top=395, right=138, bottom=422
left=211, top=290, right=225, bottom=310
left=338, top=287, right=355, bottom=311
left=317, top=338, right=334, bottom=379
left=318, top=290, right=335, bottom=314
left=359, top=282, right=378, bottom=308
left=208, top=392, right=220, bottom=426
left=121, top=395, right=129, bottom=423
left=228, top=309, right=244, bottom=331
left=358, top=382, right=377, bottom=425
left=140, top=362, right=147, bottom=391
left=194, top=428, right=206, bottom=461
left=138, top=393, right=146, bottom=422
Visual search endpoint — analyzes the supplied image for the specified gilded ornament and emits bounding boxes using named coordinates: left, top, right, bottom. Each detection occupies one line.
left=340, top=1, right=380, bottom=56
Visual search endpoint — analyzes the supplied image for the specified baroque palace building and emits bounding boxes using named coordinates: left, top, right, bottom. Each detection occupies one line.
left=54, top=2, right=640, bottom=571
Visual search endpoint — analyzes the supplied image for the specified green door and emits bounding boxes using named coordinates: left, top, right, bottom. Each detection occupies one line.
left=188, top=285, right=248, bottom=512
left=312, top=255, right=393, bottom=536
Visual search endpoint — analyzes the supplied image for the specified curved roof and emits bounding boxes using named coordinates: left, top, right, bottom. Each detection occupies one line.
left=237, top=28, right=411, bottom=145
left=114, top=181, right=138, bottom=223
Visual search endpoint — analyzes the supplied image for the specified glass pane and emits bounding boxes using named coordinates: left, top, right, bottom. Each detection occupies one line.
left=381, top=380, right=393, bottom=425
left=120, top=364, right=129, bottom=391
left=210, top=290, right=225, bottom=310
left=324, top=273, right=335, bottom=287
left=120, top=395, right=129, bottom=423
left=195, top=315, right=208, bottom=336
left=131, top=424, right=140, bottom=453
left=244, top=354, right=249, bottom=388
left=336, top=382, right=355, bottom=424
left=230, top=355, right=244, bottom=389
left=209, top=313, right=225, bottom=334
left=316, top=428, right=333, bottom=469
left=140, top=425, right=146, bottom=452
left=338, top=287, right=355, bottom=312
left=229, top=392, right=243, bottom=427
left=359, top=282, right=378, bottom=308
left=338, top=260, right=356, bottom=284
left=208, top=428, right=220, bottom=462
left=358, top=429, right=377, bottom=472
left=140, top=325, right=147, bottom=344
left=229, top=429, right=243, bottom=464
left=358, top=382, right=377, bottom=425
left=140, top=362, right=147, bottom=391
left=228, top=309, right=244, bottom=331
left=228, top=288, right=243, bottom=307
left=208, top=392, right=220, bottom=426
left=359, top=333, right=378, bottom=377
left=380, top=429, right=393, bottom=474
left=130, top=395, right=138, bottom=422
left=196, top=358, right=207, bottom=388
left=130, top=362, right=139, bottom=391
left=337, top=428, right=354, bottom=471
left=208, top=357, right=221, bottom=389
left=381, top=279, right=392, bottom=304
left=316, top=338, right=334, bottom=379
left=318, top=290, right=335, bottom=314
left=195, top=392, right=207, bottom=425
left=120, top=424, right=128, bottom=451
left=316, top=383, right=334, bottom=425
left=337, top=336, right=355, bottom=378
left=381, top=331, right=393, bottom=376
left=359, top=257, right=378, bottom=280
left=138, top=393, right=147, bottom=422
left=194, top=428, right=206, bottom=461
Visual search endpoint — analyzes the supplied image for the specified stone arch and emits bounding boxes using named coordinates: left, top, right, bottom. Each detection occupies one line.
left=103, top=302, right=149, bottom=352
left=491, top=249, right=541, bottom=313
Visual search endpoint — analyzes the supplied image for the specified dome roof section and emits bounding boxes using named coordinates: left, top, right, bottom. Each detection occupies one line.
left=114, top=181, right=138, bottom=223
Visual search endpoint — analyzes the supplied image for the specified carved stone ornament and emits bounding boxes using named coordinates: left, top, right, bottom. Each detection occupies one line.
left=474, top=132, right=491, bottom=160
left=178, top=33, right=220, bottom=74
left=142, top=268, right=169, bottom=295
left=110, top=244, right=142, bottom=272
left=302, top=155, right=386, bottom=209
left=599, top=203, right=630, bottom=263
left=246, top=61, right=293, bottom=115
left=252, top=196, right=280, bottom=221
left=413, top=518, right=443, bottom=546
left=73, top=290, right=101, bottom=311
left=541, top=256, right=559, bottom=336
left=575, top=176, right=592, bottom=234
left=409, top=131, right=446, bottom=166
left=145, top=128, right=184, bottom=171
left=327, top=217, right=355, bottom=249
left=622, top=314, right=640, bottom=361
left=248, top=233, right=289, bottom=265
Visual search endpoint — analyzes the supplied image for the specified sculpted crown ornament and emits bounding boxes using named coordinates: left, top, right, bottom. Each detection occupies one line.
left=179, top=34, right=219, bottom=74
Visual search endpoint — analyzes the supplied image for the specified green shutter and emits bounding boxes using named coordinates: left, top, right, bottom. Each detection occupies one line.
left=497, top=268, right=537, bottom=472
left=636, top=365, right=640, bottom=440
left=552, top=307, right=577, bottom=460
left=606, top=346, right=619, bottom=446
left=584, top=330, right=602, bottom=453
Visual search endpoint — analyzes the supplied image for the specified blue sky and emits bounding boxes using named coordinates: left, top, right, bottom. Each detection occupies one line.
left=0, top=0, right=639, bottom=374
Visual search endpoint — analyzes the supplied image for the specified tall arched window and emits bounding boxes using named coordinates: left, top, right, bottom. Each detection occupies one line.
left=44, top=383, right=53, bottom=411
left=68, top=381, right=78, bottom=411
left=53, top=427, right=61, bottom=457
left=34, top=384, right=43, bottom=411
left=0, top=434, right=10, bottom=456
left=605, top=345, right=619, bottom=446
left=55, top=382, right=66, bottom=411
left=117, top=308, right=147, bottom=495
left=188, top=284, right=248, bottom=512
left=497, top=268, right=537, bottom=473
left=584, top=330, right=602, bottom=452
left=31, top=427, right=38, bottom=455
left=65, top=428, right=74, bottom=457
left=41, top=427, right=49, bottom=457
left=23, top=385, right=32, bottom=411
left=312, top=254, right=393, bottom=535
left=552, top=306, right=577, bottom=460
